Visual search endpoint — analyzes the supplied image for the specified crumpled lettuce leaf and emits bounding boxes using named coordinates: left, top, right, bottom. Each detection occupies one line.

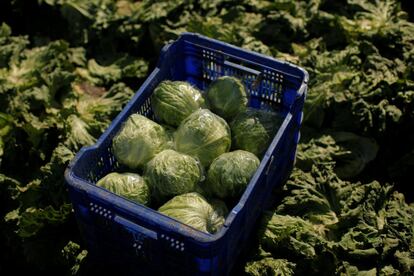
left=297, top=129, right=378, bottom=179
left=335, top=262, right=377, bottom=276
left=61, top=241, right=88, bottom=275
left=245, top=257, right=296, bottom=276
left=75, top=56, right=148, bottom=86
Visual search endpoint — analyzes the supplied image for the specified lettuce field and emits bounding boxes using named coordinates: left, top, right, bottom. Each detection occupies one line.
left=0, top=0, right=413, bottom=275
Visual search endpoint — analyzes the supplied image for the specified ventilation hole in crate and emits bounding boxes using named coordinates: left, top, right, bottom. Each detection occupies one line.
left=202, top=49, right=218, bottom=61
left=202, top=59, right=221, bottom=82
left=90, top=157, right=108, bottom=183
left=87, top=171, right=96, bottom=183
left=137, top=97, right=153, bottom=118
left=159, top=233, right=185, bottom=251
left=108, top=146, right=120, bottom=171
left=97, top=157, right=104, bottom=171
left=201, top=49, right=220, bottom=77
left=216, top=64, right=222, bottom=75
left=212, top=63, right=217, bottom=77
left=259, top=73, right=283, bottom=105
left=88, top=202, right=112, bottom=218
left=133, top=238, right=144, bottom=249
left=114, top=160, right=120, bottom=170
left=171, top=242, right=182, bottom=250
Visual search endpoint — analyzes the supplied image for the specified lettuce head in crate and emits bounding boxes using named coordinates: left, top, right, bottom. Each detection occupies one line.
left=174, top=109, right=231, bottom=167
left=144, top=149, right=203, bottom=202
left=231, top=109, right=283, bottom=157
left=206, top=76, right=248, bottom=120
left=158, top=192, right=228, bottom=234
left=96, top=172, right=151, bottom=205
left=206, top=150, right=260, bottom=199
left=151, top=80, right=206, bottom=127
left=112, top=114, right=169, bottom=169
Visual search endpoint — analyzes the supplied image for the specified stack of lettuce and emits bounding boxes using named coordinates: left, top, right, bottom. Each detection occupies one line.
left=99, top=77, right=282, bottom=235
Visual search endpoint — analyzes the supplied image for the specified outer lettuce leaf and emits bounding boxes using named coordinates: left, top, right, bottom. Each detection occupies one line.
left=297, top=129, right=378, bottom=179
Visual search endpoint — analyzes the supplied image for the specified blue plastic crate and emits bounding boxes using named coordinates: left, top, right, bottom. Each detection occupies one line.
left=65, top=33, right=308, bottom=275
